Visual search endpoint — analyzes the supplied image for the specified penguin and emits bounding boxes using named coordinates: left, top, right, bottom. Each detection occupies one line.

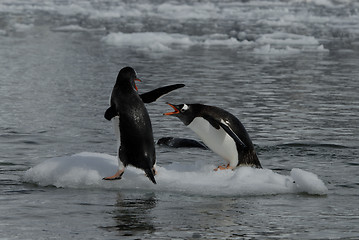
left=157, top=137, right=208, bottom=150
left=105, top=84, right=185, bottom=120
left=103, top=67, right=184, bottom=183
left=164, top=103, right=262, bottom=170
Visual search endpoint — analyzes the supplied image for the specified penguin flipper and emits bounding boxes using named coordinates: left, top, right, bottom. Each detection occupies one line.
left=140, top=84, right=185, bottom=103
left=104, top=105, right=117, bottom=121
left=203, top=115, right=246, bottom=149
left=218, top=121, right=246, bottom=149
left=203, top=115, right=221, bottom=129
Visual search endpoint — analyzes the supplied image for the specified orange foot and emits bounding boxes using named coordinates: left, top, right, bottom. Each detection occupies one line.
left=214, top=164, right=234, bottom=171
left=103, top=169, right=124, bottom=180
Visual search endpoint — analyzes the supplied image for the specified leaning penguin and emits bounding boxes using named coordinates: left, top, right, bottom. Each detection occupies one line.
left=164, top=103, right=262, bottom=170
left=103, top=67, right=184, bottom=183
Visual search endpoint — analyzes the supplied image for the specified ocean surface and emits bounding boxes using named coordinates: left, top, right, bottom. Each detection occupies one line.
left=1, top=0, right=359, bottom=239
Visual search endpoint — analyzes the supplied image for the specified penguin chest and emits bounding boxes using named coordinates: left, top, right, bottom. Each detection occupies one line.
left=112, top=116, right=121, bottom=146
left=188, top=117, right=238, bottom=166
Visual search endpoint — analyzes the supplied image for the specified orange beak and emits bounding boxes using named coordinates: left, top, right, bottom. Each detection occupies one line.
left=134, top=78, right=141, bottom=91
left=164, top=103, right=180, bottom=115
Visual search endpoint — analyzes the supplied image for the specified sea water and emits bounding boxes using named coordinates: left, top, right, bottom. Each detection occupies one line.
left=1, top=0, right=359, bottom=239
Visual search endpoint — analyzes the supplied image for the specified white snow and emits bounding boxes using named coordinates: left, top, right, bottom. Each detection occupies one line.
left=23, top=152, right=328, bottom=196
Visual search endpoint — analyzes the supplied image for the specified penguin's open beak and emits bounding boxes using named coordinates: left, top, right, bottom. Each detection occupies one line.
left=164, top=103, right=180, bottom=115
left=134, top=78, right=141, bottom=91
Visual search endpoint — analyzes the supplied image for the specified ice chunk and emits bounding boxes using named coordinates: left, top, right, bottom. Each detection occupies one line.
left=24, top=152, right=328, bottom=196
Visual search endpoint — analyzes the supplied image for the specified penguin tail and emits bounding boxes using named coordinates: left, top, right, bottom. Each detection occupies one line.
left=144, top=168, right=157, bottom=184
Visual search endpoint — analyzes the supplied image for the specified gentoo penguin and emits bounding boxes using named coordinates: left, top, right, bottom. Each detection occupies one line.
left=157, top=137, right=208, bottom=149
left=164, top=103, right=262, bottom=170
left=103, top=67, right=184, bottom=183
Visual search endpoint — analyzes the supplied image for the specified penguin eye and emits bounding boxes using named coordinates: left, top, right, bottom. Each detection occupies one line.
left=181, top=104, right=189, bottom=112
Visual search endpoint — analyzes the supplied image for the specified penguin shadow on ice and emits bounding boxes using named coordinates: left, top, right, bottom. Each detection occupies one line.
left=103, top=66, right=184, bottom=184
left=164, top=103, right=262, bottom=170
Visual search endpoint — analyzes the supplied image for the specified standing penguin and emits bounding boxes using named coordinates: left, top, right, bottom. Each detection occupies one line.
left=164, top=103, right=262, bottom=170
left=103, top=67, right=184, bottom=183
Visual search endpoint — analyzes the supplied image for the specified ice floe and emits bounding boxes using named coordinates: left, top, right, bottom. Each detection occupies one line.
left=24, top=152, right=328, bottom=196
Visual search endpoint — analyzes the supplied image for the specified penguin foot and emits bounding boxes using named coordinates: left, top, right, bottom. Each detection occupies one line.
left=103, top=169, right=124, bottom=180
left=214, top=164, right=233, bottom=171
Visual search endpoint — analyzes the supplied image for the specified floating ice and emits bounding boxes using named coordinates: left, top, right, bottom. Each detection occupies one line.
left=52, top=25, right=106, bottom=33
left=252, top=31, right=329, bottom=55
left=102, top=32, right=245, bottom=53
left=23, top=152, right=328, bottom=196
left=156, top=2, right=219, bottom=20
left=102, top=30, right=329, bottom=55
left=253, top=44, right=301, bottom=55
left=253, top=43, right=329, bottom=55
left=53, top=25, right=89, bottom=32
left=253, top=32, right=329, bottom=54
left=256, top=32, right=320, bottom=46
left=102, top=32, right=194, bottom=52
left=290, top=168, right=328, bottom=195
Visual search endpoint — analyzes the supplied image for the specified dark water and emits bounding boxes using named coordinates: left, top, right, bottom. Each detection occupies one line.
left=1, top=0, right=359, bottom=239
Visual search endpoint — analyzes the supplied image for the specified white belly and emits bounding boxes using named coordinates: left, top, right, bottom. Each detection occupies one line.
left=112, top=116, right=120, bottom=141
left=109, top=92, right=121, bottom=146
left=188, top=117, right=238, bottom=167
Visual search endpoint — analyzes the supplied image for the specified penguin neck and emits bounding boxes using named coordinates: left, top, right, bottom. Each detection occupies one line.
left=114, top=81, right=135, bottom=92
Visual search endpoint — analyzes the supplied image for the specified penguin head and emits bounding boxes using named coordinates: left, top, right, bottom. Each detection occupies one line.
left=115, top=66, right=141, bottom=91
left=164, top=103, right=196, bottom=125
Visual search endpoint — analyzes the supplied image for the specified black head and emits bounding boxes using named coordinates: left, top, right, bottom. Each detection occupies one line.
left=164, top=103, right=197, bottom=126
left=115, top=66, right=141, bottom=91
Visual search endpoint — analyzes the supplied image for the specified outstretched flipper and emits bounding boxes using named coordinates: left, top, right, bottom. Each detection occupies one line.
left=105, top=84, right=185, bottom=121
left=140, top=84, right=185, bottom=103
